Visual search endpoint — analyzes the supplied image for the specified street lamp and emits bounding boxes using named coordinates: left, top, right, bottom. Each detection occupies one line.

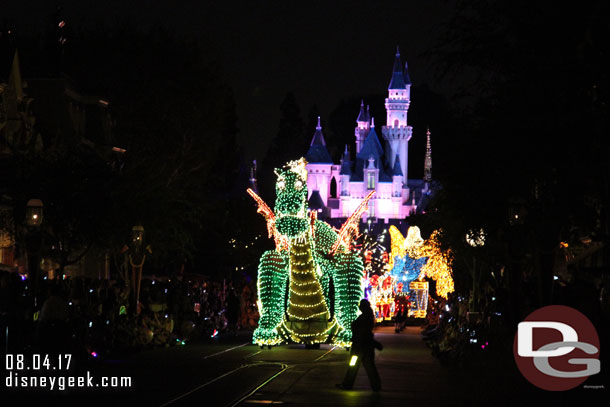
left=25, top=199, right=43, bottom=227
left=466, top=228, right=485, bottom=312
left=25, top=199, right=43, bottom=309
left=129, top=225, right=147, bottom=314
left=131, top=225, right=144, bottom=249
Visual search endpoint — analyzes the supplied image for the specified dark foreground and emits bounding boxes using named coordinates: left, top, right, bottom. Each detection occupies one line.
left=2, top=326, right=607, bottom=406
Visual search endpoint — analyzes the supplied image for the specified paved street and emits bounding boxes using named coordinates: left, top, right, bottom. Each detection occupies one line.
left=4, top=325, right=605, bottom=406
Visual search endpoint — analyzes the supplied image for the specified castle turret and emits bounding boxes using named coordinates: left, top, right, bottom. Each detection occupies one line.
left=382, top=46, right=413, bottom=181
left=355, top=100, right=370, bottom=153
left=339, top=145, right=351, bottom=196
left=305, top=117, right=333, bottom=206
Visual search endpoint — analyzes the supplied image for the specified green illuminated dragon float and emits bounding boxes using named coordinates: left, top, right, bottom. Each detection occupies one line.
left=247, top=158, right=374, bottom=348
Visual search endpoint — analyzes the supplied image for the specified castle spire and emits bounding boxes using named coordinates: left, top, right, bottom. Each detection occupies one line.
left=340, top=144, right=351, bottom=176
left=424, top=127, right=432, bottom=183
left=383, top=48, right=412, bottom=180
left=356, top=100, right=367, bottom=123
left=305, top=117, right=332, bottom=163
left=404, top=61, right=412, bottom=85
left=249, top=160, right=258, bottom=193
left=388, top=46, right=406, bottom=89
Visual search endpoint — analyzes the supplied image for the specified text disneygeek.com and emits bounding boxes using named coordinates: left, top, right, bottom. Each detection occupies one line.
left=5, top=371, right=132, bottom=391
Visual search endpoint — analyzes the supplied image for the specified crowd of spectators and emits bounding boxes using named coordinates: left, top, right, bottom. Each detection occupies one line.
left=0, top=271, right=259, bottom=359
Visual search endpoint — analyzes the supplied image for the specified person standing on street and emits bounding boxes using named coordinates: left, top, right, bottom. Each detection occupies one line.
left=337, top=298, right=382, bottom=391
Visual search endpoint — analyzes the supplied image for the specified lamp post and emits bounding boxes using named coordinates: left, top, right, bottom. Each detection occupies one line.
left=25, top=199, right=43, bottom=309
left=466, top=228, right=485, bottom=312
left=130, top=225, right=146, bottom=314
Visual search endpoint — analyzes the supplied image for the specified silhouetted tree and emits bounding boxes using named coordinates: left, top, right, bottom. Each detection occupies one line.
left=260, top=91, right=307, bottom=200
left=424, top=0, right=610, bottom=321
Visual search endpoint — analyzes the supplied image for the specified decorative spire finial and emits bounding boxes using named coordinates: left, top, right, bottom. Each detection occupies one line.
left=371, top=117, right=375, bottom=128
left=396, top=45, right=400, bottom=56
left=424, top=127, right=432, bottom=183
left=368, top=155, right=376, bottom=169
left=316, top=116, right=321, bottom=130
left=357, top=100, right=367, bottom=123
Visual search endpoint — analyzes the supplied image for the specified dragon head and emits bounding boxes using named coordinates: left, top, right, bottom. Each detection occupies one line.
left=274, top=158, right=310, bottom=239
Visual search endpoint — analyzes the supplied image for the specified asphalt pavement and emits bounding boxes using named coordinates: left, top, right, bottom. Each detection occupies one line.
left=3, top=325, right=606, bottom=406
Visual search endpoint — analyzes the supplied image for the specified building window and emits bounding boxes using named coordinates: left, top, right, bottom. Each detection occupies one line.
left=330, top=177, right=337, bottom=198
left=367, top=172, right=375, bottom=190
left=368, top=202, right=375, bottom=218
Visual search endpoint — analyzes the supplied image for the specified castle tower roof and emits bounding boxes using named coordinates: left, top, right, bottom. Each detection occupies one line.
left=356, top=99, right=367, bottom=122
left=340, top=145, right=352, bottom=175
left=356, top=120, right=384, bottom=162
left=403, top=61, right=412, bottom=85
left=352, top=118, right=392, bottom=181
left=388, top=46, right=407, bottom=89
left=305, top=116, right=333, bottom=163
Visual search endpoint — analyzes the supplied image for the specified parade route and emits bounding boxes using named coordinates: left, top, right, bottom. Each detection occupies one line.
left=3, top=323, right=605, bottom=407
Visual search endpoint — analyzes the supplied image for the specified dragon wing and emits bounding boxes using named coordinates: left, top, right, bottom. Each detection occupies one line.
left=330, top=190, right=375, bottom=255
left=246, top=188, right=288, bottom=251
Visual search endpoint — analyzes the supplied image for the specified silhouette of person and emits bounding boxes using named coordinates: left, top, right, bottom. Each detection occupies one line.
left=338, top=298, right=381, bottom=391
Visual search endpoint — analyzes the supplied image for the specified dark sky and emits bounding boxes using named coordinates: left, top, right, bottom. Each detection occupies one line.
left=3, top=0, right=456, bottom=161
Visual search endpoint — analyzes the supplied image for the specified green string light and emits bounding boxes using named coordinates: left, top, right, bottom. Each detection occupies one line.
left=252, top=159, right=364, bottom=347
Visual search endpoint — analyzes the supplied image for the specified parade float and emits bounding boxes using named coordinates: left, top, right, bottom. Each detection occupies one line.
left=362, top=225, right=455, bottom=320
left=385, top=225, right=455, bottom=318
left=248, top=158, right=373, bottom=347
left=358, top=232, right=394, bottom=322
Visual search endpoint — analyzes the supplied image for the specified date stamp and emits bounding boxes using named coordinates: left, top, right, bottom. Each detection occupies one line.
left=4, top=354, right=132, bottom=391
left=6, top=354, right=72, bottom=371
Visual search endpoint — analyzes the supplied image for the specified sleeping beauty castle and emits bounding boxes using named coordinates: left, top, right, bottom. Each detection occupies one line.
left=303, top=47, right=435, bottom=223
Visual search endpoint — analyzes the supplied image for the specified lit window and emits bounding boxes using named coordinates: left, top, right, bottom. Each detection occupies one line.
left=367, top=172, right=375, bottom=189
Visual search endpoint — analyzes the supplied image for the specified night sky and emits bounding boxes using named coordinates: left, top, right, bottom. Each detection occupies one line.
left=3, top=0, right=456, bottom=162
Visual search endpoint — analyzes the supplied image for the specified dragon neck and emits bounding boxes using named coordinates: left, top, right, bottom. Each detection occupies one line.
left=287, top=232, right=329, bottom=321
